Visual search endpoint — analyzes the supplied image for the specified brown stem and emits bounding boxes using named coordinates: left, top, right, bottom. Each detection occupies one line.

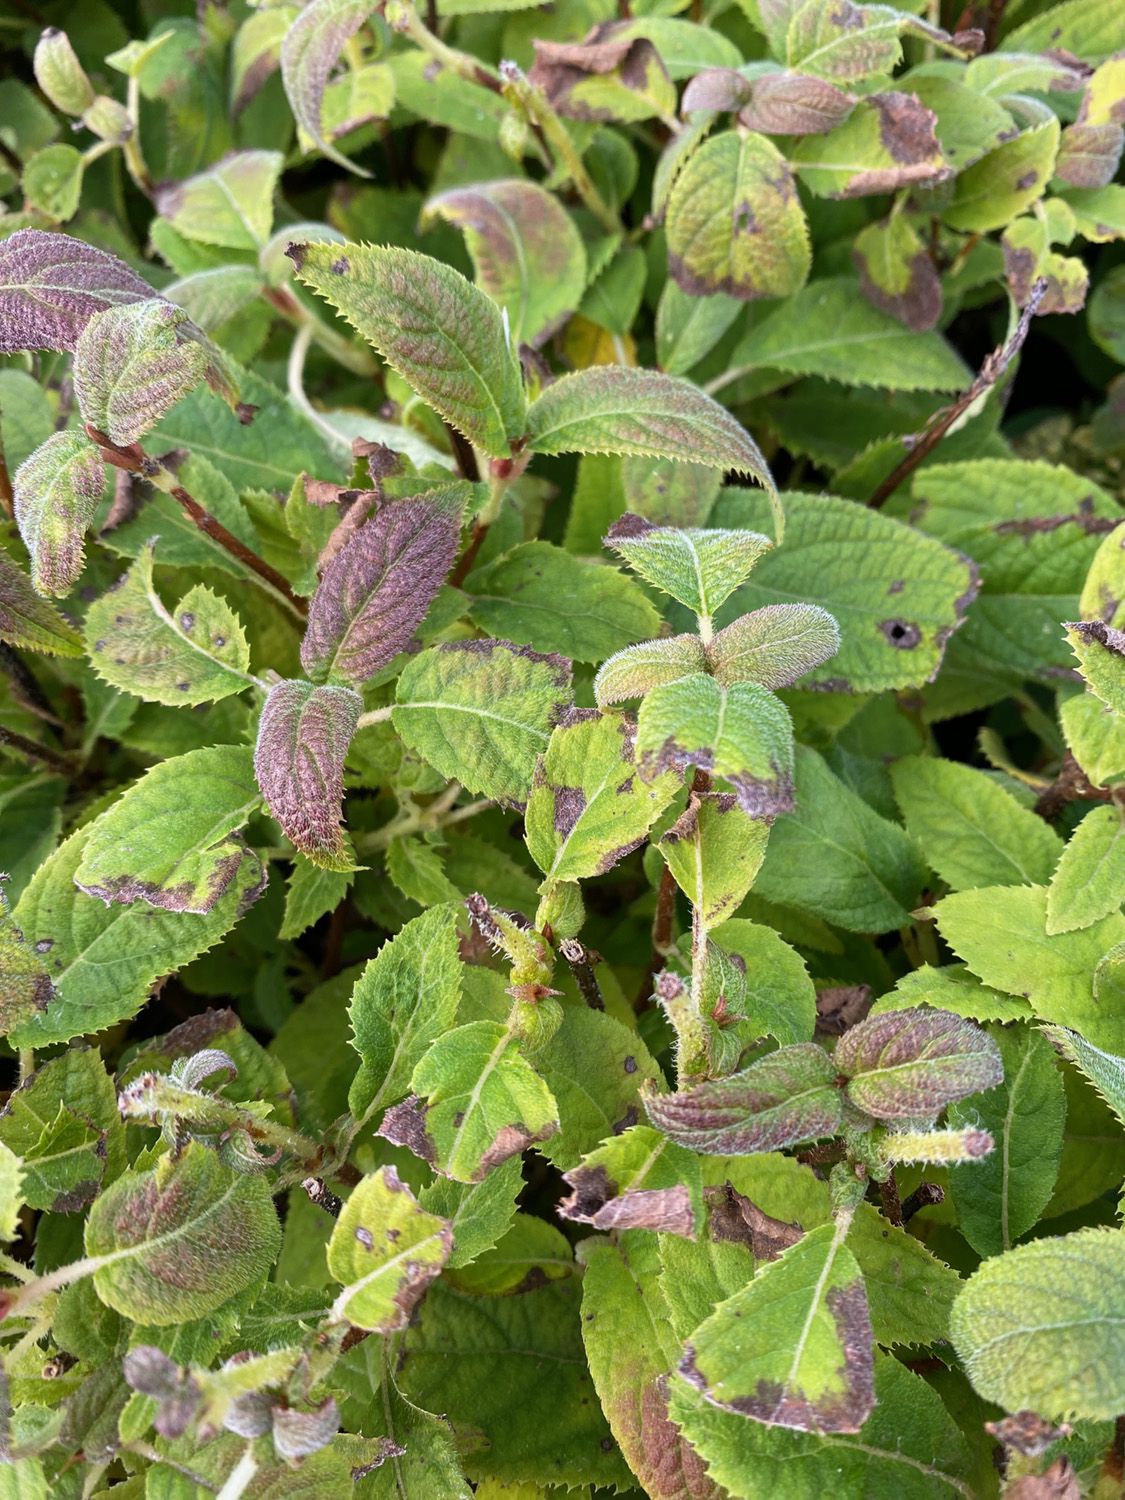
left=868, top=278, right=1047, bottom=510
left=86, top=427, right=306, bottom=617
left=0, top=449, right=13, bottom=521
left=634, top=863, right=678, bottom=1013
left=559, top=939, right=605, bottom=1011
left=983, top=0, right=1007, bottom=50
left=449, top=517, right=490, bottom=588
left=878, top=1170, right=904, bottom=1227
left=901, top=1181, right=945, bottom=1223
left=444, top=424, right=480, bottom=482
left=0, top=723, right=75, bottom=776
left=1034, top=751, right=1113, bottom=820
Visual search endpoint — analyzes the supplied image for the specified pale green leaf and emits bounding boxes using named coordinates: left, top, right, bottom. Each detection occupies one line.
left=328, top=1166, right=452, bottom=1331
left=709, top=604, right=841, bottom=689
left=0, top=548, right=83, bottom=656
left=932, top=884, right=1125, bottom=1052
left=1003, top=0, right=1124, bottom=64
left=636, top=674, right=795, bottom=820
left=790, top=95, right=947, bottom=200
left=348, top=903, right=463, bottom=1119
left=281, top=0, right=377, bottom=173
left=396, top=1020, right=559, bottom=1182
left=7, top=822, right=264, bottom=1049
left=74, top=745, right=260, bottom=914
left=1047, top=805, right=1125, bottom=933
left=849, top=1203, right=961, bottom=1349
left=559, top=1123, right=703, bottom=1236
left=392, top=639, right=572, bottom=807
left=13, top=430, right=105, bottom=597
left=418, top=1157, right=522, bottom=1270
left=605, top=513, right=772, bottom=617
left=525, top=710, right=679, bottom=883
left=1042, top=1024, right=1125, bottom=1129
left=951, top=1227, right=1125, bottom=1420
left=713, top=488, right=976, bottom=693
left=0, top=1141, right=24, bottom=1243
left=291, top=242, right=526, bottom=457
left=871, top=964, right=1033, bottom=1024
left=659, top=793, right=771, bottom=929
left=1067, top=620, right=1125, bottom=715
left=594, top=633, right=708, bottom=706
left=948, top=1026, right=1065, bottom=1257
left=713, top=918, right=818, bottom=1045
left=725, top=279, right=971, bottom=392
left=666, top=127, right=810, bottom=300
left=890, top=756, right=1063, bottom=891
left=85, top=542, right=253, bottom=707
left=943, top=120, right=1060, bottom=234
left=155, top=150, right=282, bottom=250
left=536, top=1007, right=662, bottom=1170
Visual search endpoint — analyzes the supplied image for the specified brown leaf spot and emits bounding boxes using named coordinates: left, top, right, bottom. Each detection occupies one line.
left=706, top=1183, right=803, bottom=1260
left=879, top=618, right=921, bottom=649
left=378, top=1096, right=436, bottom=1165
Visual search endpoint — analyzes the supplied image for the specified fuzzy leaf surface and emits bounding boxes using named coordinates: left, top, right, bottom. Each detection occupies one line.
left=328, top=1166, right=453, bottom=1331
left=291, top=242, right=526, bottom=456
left=0, top=228, right=154, bottom=353
left=14, top=431, right=105, bottom=597
left=281, top=0, right=376, bottom=172
left=1047, top=805, right=1125, bottom=934
left=837, top=1008, right=1003, bottom=1121
left=659, top=794, right=770, bottom=929
left=594, top=633, right=708, bottom=705
left=73, top=299, right=207, bottom=446
left=0, top=549, right=83, bottom=656
left=254, top=679, right=361, bottom=871
left=605, top=513, right=772, bottom=617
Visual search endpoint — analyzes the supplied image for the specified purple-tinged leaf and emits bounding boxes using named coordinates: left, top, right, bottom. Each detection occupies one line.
left=0, top=550, right=83, bottom=656
left=837, top=1007, right=1003, bottom=1122
left=300, top=496, right=460, bottom=687
left=681, top=66, right=753, bottom=114
left=253, top=678, right=362, bottom=871
left=1055, top=121, right=1123, bottom=187
left=644, top=1043, right=845, bottom=1154
left=525, top=367, right=781, bottom=536
left=74, top=300, right=208, bottom=446
left=738, top=71, right=856, bottom=135
left=0, top=229, right=154, bottom=354
left=423, top=179, right=588, bottom=346
left=14, top=431, right=106, bottom=597
left=281, top=0, right=376, bottom=175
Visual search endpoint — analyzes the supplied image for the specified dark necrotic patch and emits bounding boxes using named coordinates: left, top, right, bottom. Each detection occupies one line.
left=880, top=619, right=921, bottom=649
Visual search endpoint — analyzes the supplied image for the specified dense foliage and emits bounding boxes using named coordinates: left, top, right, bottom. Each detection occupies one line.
left=0, top=0, right=1124, bottom=1494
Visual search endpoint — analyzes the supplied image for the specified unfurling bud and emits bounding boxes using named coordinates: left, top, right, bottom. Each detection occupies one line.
left=34, top=29, right=95, bottom=116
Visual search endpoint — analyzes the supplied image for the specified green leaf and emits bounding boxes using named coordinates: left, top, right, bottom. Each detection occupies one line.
left=594, top=633, right=708, bottom=706
left=560, top=1123, right=703, bottom=1236
left=681, top=1219, right=874, bottom=1433
left=791, top=94, right=948, bottom=200
left=1042, top=1024, right=1125, bottom=1129
left=254, top=679, right=362, bottom=871
left=22, top=143, right=84, bottom=221
left=418, top=1157, right=522, bottom=1270
left=525, top=709, right=679, bottom=883
left=948, top=1026, right=1065, bottom=1257
left=890, top=756, right=1063, bottom=890
left=280, top=0, right=377, bottom=173
left=13, top=430, right=105, bottom=597
left=908, top=459, right=1118, bottom=681
left=714, top=488, right=977, bottom=693
left=279, top=855, right=352, bottom=940
left=754, top=746, right=928, bottom=933
left=951, top=1227, right=1125, bottom=1421
left=849, top=1203, right=961, bottom=1349
left=1067, top=620, right=1125, bottom=714
left=581, top=1234, right=719, bottom=1498
left=291, top=242, right=526, bottom=457
left=0, top=880, right=53, bottom=1037
left=636, top=675, right=795, bottom=820
left=605, top=513, right=772, bottom=618
left=85, top=542, right=253, bottom=706
left=1003, top=0, right=1123, bottom=63
left=400, top=1278, right=631, bottom=1490
left=0, top=1142, right=24, bottom=1244
left=392, top=639, right=572, bottom=807
left=872, top=963, right=1032, bottom=1024
left=931, top=884, right=1125, bottom=1052
left=85, top=1143, right=280, bottom=1325
left=0, top=548, right=83, bottom=656
left=155, top=150, right=282, bottom=251
left=852, top=212, right=941, bottom=332
left=668, top=1353, right=974, bottom=1499
left=656, top=280, right=743, bottom=376
left=837, top=1008, right=1003, bottom=1122
left=423, top=179, right=587, bottom=346
left=73, top=745, right=260, bottom=914
left=659, top=794, right=771, bottom=929
left=0, top=1046, right=122, bottom=1213
left=73, top=299, right=208, bottom=447
left=348, top=903, right=463, bottom=1119
left=392, top=1020, right=559, bottom=1182
left=725, top=279, right=970, bottom=392
left=712, top=919, right=818, bottom=1045
left=447, top=1212, right=573, bottom=1296
left=943, top=119, right=1059, bottom=233
left=709, top=604, right=841, bottom=689
left=646, top=1042, right=845, bottom=1153
left=327, top=1166, right=452, bottom=1331
left=6, top=822, right=264, bottom=1049
left=1047, top=805, right=1125, bottom=934
left=666, top=127, right=810, bottom=300
left=524, top=365, right=778, bottom=503
left=465, top=540, right=660, bottom=663
left=536, top=1007, right=663, bottom=1170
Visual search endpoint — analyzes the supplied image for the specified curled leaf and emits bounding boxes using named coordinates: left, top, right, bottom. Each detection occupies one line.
left=14, top=431, right=105, bottom=597
left=254, top=679, right=361, bottom=871
left=645, top=1043, right=844, bottom=1153
left=301, top=496, right=460, bottom=686
left=281, top=0, right=377, bottom=174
